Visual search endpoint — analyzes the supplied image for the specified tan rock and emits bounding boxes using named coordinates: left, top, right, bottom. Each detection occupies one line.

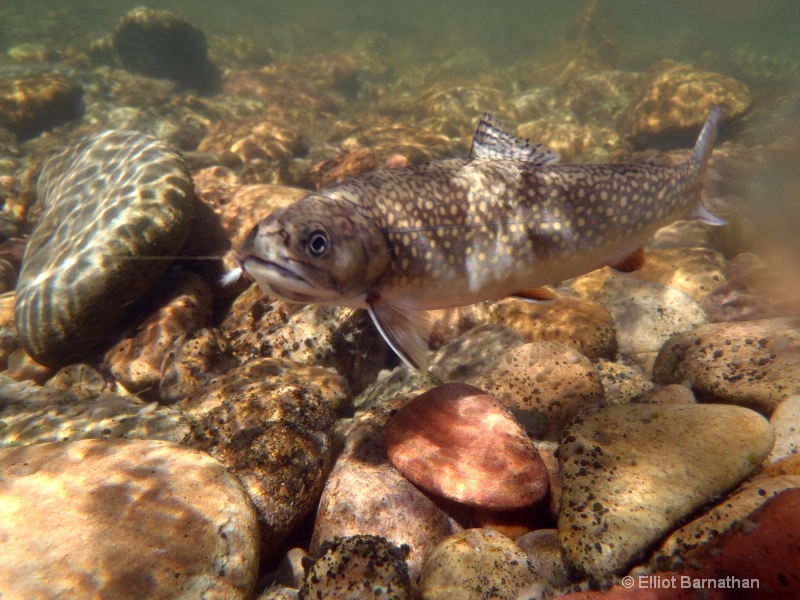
left=311, top=395, right=456, bottom=581
left=623, top=247, right=727, bottom=303
left=0, top=438, right=258, bottom=599
left=653, top=318, right=800, bottom=414
left=652, top=453, right=800, bottom=569
left=558, top=403, right=774, bottom=579
left=419, top=529, right=544, bottom=600
left=476, top=343, right=605, bottom=440
left=489, top=295, right=617, bottom=359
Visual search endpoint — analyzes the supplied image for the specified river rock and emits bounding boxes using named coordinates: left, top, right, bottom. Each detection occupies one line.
left=516, top=529, right=573, bottom=589
left=90, top=7, right=220, bottom=94
left=558, top=403, right=773, bottom=579
left=618, top=61, right=752, bottom=145
left=652, top=453, right=800, bottom=568
left=595, top=275, right=709, bottom=357
left=653, top=319, right=800, bottom=414
left=767, top=395, right=800, bottom=463
left=15, top=130, right=195, bottom=366
left=626, top=247, right=727, bottom=303
left=182, top=362, right=337, bottom=561
left=300, top=535, right=412, bottom=599
left=384, top=383, right=549, bottom=509
left=0, top=374, right=190, bottom=449
left=419, top=529, right=545, bottom=600
left=0, top=438, right=259, bottom=599
left=311, top=395, right=458, bottom=581
left=475, top=343, right=605, bottom=440
left=105, top=271, right=212, bottom=400
left=429, top=323, right=525, bottom=383
left=489, top=295, right=618, bottom=359
left=0, top=75, right=84, bottom=140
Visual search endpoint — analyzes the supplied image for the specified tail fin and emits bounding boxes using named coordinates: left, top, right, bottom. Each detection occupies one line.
left=688, top=106, right=726, bottom=226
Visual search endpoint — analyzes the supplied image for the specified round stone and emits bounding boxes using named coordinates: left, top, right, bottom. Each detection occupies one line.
left=557, top=403, right=774, bottom=579
left=0, top=438, right=259, bottom=599
left=419, top=529, right=544, bottom=600
left=15, top=130, right=195, bottom=366
left=384, top=382, right=549, bottom=510
left=300, top=535, right=411, bottom=599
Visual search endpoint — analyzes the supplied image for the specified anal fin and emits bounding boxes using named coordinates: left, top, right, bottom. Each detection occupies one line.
left=367, top=297, right=430, bottom=372
left=612, top=246, right=646, bottom=272
left=510, top=286, right=557, bottom=304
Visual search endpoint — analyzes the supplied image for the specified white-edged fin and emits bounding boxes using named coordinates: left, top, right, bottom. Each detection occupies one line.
left=367, top=298, right=430, bottom=372
left=692, top=203, right=727, bottom=226
left=220, top=267, right=243, bottom=287
left=469, top=112, right=559, bottom=165
left=510, top=286, right=557, bottom=304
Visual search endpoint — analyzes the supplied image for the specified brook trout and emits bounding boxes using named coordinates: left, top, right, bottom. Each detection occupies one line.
left=238, top=108, right=724, bottom=371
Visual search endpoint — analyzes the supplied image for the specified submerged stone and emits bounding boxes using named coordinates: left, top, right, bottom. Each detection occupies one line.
left=15, top=130, right=195, bottom=366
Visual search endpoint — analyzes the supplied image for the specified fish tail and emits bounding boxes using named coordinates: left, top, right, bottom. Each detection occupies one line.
left=687, top=106, right=726, bottom=226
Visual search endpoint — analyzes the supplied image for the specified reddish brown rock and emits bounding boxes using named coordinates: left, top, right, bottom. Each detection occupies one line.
left=384, top=383, right=548, bottom=510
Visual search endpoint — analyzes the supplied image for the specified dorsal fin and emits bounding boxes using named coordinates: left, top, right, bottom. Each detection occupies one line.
left=469, top=112, right=559, bottom=165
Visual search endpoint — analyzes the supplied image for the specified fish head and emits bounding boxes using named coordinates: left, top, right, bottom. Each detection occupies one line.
left=240, top=194, right=391, bottom=305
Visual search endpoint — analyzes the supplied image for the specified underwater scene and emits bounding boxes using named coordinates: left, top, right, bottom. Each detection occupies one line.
left=0, top=0, right=799, bottom=597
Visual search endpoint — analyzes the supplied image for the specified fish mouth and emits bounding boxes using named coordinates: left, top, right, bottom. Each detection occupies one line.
left=242, top=255, right=331, bottom=303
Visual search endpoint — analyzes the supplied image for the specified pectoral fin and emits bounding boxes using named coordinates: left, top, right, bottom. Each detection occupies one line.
left=367, top=297, right=430, bottom=372
left=611, top=246, right=646, bottom=272
left=510, top=286, right=557, bottom=304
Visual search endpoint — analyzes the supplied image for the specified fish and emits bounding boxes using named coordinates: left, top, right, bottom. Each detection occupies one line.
left=237, top=108, right=724, bottom=371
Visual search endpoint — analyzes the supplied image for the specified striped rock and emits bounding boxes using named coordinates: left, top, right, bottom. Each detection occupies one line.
left=15, top=130, right=195, bottom=365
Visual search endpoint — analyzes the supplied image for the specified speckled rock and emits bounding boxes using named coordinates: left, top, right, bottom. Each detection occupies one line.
left=516, top=529, right=572, bottom=589
left=419, top=529, right=545, bottom=600
left=652, top=453, right=800, bottom=569
left=595, top=275, right=709, bottom=356
left=181, top=360, right=337, bottom=560
left=220, top=285, right=389, bottom=394
left=158, top=328, right=236, bottom=404
left=428, top=303, right=493, bottom=350
left=258, top=588, right=298, bottom=600
left=0, top=75, right=84, bottom=140
left=558, top=403, right=773, bottom=579
left=15, top=130, right=195, bottom=366
left=300, top=535, right=411, bottom=599
left=618, top=61, right=752, bottom=145
left=767, top=396, right=800, bottom=463
left=351, top=364, right=437, bottom=411
left=475, top=343, right=605, bottom=440
left=489, top=295, right=618, bottom=359
left=105, top=271, right=212, bottom=400
left=311, top=396, right=458, bottom=581
left=653, top=319, right=800, bottom=414
left=418, top=83, right=518, bottom=138
left=0, top=438, right=258, bottom=599
left=340, top=122, right=457, bottom=164
left=626, top=248, right=727, bottom=303
left=385, top=383, right=549, bottom=509
left=592, top=359, right=654, bottom=404
left=90, top=7, right=220, bottom=94
left=429, top=323, right=524, bottom=383
left=640, top=383, right=697, bottom=405
left=0, top=374, right=190, bottom=448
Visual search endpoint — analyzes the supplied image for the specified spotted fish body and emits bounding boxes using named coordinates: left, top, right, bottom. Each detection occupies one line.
left=240, top=108, right=723, bottom=370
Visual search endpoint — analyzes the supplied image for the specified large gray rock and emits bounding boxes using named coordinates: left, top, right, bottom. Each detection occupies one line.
left=15, top=130, right=195, bottom=365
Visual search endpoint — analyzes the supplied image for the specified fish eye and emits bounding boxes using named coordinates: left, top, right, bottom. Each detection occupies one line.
left=307, top=229, right=330, bottom=257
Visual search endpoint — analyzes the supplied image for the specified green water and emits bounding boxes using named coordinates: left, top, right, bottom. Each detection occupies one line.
left=2, top=0, right=799, bottom=68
